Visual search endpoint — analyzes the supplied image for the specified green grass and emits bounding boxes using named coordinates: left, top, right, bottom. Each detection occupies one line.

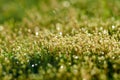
left=0, top=0, right=120, bottom=80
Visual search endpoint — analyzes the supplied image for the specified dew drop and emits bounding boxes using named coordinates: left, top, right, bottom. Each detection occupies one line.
left=112, top=56, right=115, bottom=60
left=17, top=46, right=21, bottom=50
left=73, top=55, right=79, bottom=59
left=59, top=32, right=62, bottom=36
left=28, top=29, right=31, bottom=33
left=32, top=64, right=35, bottom=67
left=87, top=33, right=91, bottom=36
left=60, top=65, right=64, bottom=69
left=100, top=27, right=103, bottom=30
left=101, top=52, right=104, bottom=55
left=59, top=65, right=66, bottom=72
left=112, top=25, right=115, bottom=29
left=35, top=26, right=39, bottom=36
left=100, top=56, right=105, bottom=60
left=35, top=32, right=39, bottom=36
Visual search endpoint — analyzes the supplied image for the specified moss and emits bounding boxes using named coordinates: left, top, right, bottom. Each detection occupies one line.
left=0, top=0, right=120, bottom=80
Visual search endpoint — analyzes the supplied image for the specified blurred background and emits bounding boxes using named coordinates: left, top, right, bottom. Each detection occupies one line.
left=0, top=0, right=120, bottom=24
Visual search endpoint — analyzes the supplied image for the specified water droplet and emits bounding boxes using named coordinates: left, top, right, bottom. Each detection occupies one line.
left=87, top=33, right=91, bottom=36
left=35, top=32, right=39, bottom=36
left=112, top=56, right=115, bottom=60
left=28, top=29, right=31, bottom=33
left=60, top=65, right=64, bottom=69
left=23, top=53, right=27, bottom=56
left=73, top=55, right=79, bottom=59
left=100, top=27, right=103, bottom=30
left=68, top=62, right=71, bottom=65
left=59, top=32, right=62, bottom=36
left=32, top=64, right=35, bottom=67
left=101, top=56, right=105, bottom=60
left=101, top=52, right=104, bottom=55
left=35, top=26, right=39, bottom=36
left=100, top=52, right=105, bottom=56
left=112, top=25, right=115, bottom=29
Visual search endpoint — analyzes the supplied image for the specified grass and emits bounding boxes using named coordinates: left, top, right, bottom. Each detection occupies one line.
left=0, top=0, right=120, bottom=80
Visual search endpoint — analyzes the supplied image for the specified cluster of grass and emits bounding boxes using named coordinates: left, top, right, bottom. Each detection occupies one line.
left=0, top=0, right=120, bottom=80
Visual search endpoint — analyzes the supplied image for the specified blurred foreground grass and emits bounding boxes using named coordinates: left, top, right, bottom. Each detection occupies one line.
left=0, top=0, right=120, bottom=80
